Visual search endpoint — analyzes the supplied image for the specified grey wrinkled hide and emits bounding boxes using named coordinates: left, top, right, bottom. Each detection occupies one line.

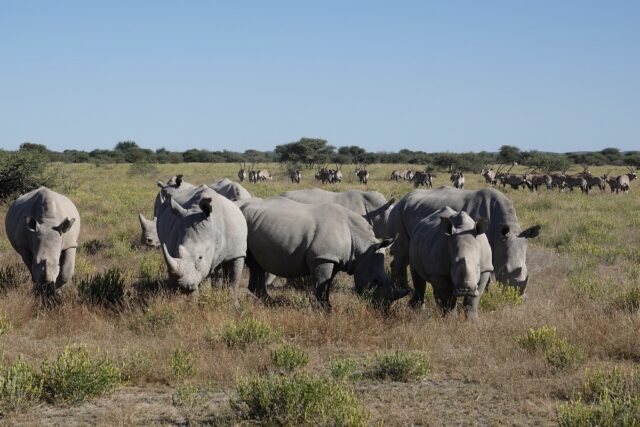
left=409, top=207, right=493, bottom=320
left=156, top=185, right=247, bottom=304
left=5, top=187, right=81, bottom=294
left=281, top=188, right=394, bottom=238
left=209, top=178, right=252, bottom=201
left=387, top=187, right=540, bottom=294
left=140, top=177, right=251, bottom=248
left=239, top=197, right=405, bottom=310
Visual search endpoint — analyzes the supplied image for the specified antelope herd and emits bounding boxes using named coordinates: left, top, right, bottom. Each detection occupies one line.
left=236, top=163, right=637, bottom=195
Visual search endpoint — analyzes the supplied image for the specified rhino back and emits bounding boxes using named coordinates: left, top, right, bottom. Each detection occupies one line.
left=5, top=187, right=80, bottom=251
left=209, top=178, right=251, bottom=201
left=241, top=197, right=368, bottom=278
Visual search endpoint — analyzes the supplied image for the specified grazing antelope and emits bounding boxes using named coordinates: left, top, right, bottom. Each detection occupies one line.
left=355, top=165, right=369, bottom=184
left=450, top=171, right=464, bottom=189
left=289, top=169, right=301, bottom=183
left=413, top=171, right=434, bottom=188
left=524, top=172, right=552, bottom=191
left=238, top=162, right=247, bottom=182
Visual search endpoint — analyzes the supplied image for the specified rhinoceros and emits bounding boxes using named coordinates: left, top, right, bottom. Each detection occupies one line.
left=139, top=176, right=251, bottom=248
left=409, top=207, right=493, bottom=320
left=281, top=188, right=395, bottom=238
left=387, top=187, right=540, bottom=294
left=209, top=178, right=251, bottom=201
left=156, top=185, right=247, bottom=303
left=238, top=197, right=408, bottom=310
left=5, top=187, right=80, bottom=295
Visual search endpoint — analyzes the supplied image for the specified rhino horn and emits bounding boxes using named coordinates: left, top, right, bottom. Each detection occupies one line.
left=161, top=244, right=181, bottom=276
left=138, top=213, right=154, bottom=228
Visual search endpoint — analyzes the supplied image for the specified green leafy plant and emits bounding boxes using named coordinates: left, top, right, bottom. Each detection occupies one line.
left=77, top=268, right=126, bottom=308
left=270, top=344, right=309, bottom=372
left=230, top=373, right=369, bottom=426
left=368, top=350, right=429, bottom=382
left=170, top=346, right=195, bottom=382
left=0, top=358, right=43, bottom=412
left=40, top=345, right=121, bottom=404
left=221, top=317, right=280, bottom=348
left=328, top=357, right=359, bottom=382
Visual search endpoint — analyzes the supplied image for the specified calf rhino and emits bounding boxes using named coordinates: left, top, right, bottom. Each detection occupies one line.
left=156, top=185, right=247, bottom=304
left=387, top=187, right=540, bottom=294
left=5, top=187, right=80, bottom=295
left=281, top=188, right=394, bottom=238
left=239, top=197, right=408, bottom=310
left=409, top=207, right=492, bottom=320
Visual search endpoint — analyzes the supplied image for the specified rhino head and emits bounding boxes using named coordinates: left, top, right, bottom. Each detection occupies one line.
left=160, top=197, right=216, bottom=292
left=441, top=212, right=492, bottom=297
left=367, top=198, right=395, bottom=238
left=494, top=223, right=541, bottom=294
left=25, top=216, right=75, bottom=290
left=353, top=236, right=409, bottom=302
left=138, top=214, right=160, bottom=247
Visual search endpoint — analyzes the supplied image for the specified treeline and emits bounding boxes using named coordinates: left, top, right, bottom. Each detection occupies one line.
left=7, top=139, right=640, bottom=172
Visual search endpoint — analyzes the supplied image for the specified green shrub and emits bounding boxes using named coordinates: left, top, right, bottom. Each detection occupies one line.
left=613, top=287, right=640, bottom=313
left=0, top=150, right=58, bottom=200
left=80, top=239, right=108, bottom=255
left=77, top=268, right=126, bottom=308
left=0, top=358, right=43, bottom=412
left=368, top=350, right=429, bottom=382
left=127, top=162, right=158, bottom=176
left=230, top=373, right=369, bottom=426
left=558, top=368, right=640, bottom=426
left=170, top=347, right=195, bottom=382
left=518, top=326, right=559, bottom=352
left=519, top=326, right=586, bottom=370
left=221, top=317, right=280, bottom=348
left=544, top=340, right=586, bottom=371
left=0, top=264, right=30, bottom=292
left=173, top=383, right=205, bottom=409
left=40, top=345, right=121, bottom=404
left=270, top=344, right=309, bottom=372
left=0, top=312, right=11, bottom=337
left=480, top=284, right=523, bottom=311
left=328, top=357, right=359, bottom=382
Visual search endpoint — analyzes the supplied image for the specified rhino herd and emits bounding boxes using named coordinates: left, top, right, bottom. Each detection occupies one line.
left=5, top=175, right=546, bottom=319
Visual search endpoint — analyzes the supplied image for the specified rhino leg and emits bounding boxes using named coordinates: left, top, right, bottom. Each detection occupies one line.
left=463, top=272, right=491, bottom=321
left=246, top=255, right=271, bottom=302
left=226, top=257, right=244, bottom=310
left=390, top=239, right=410, bottom=289
left=56, top=248, right=76, bottom=289
left=313, top=262, right=336, bottom=311
left=431, top=275, right=456, bottom=315
left=409, top=267, right=426, bottom=309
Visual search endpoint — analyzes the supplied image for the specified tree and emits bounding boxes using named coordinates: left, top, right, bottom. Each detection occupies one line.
left=498, top=145, right=521, bottom=164
left=19, top=142, right=49, bottom=154
left=0, top=150, right=58, bottom=200
left=338, top=145, right=367, bottom=164
left=114, top=141, right=139, bottom=152
left=275, top=138, right=335, bottom=167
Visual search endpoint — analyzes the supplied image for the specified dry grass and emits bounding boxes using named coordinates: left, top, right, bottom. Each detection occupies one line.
left=0, top=162, right=639, bottom=425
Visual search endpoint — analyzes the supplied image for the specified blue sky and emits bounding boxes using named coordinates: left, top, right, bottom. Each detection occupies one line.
left=1, top=1, right=638, bottom=153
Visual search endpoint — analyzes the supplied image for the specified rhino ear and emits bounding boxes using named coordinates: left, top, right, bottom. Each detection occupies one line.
left=53, top=217, right=75, bottom=234
left=441, top=217, right=453, bottom=235
left=475, top=218, right=489, bottom=235
left=176, top=175, right=183, bottom=188
left=156, top=180, right=165, bottom=189
left=199, top=198, right=213, bottom=217
left=385, top=197, right=395, bottom=207
left=170, top=198, right=188, bottom=217
left=500, top=224, right=510, bottom=237
left=518, top=224, right=541, bottom=239
left=25, top=216, right=40, bottom=232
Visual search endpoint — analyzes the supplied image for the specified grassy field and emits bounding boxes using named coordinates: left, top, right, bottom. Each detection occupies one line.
left=0, top=162, right=639, bottom=425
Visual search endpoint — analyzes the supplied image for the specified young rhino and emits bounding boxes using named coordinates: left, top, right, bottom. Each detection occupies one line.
left=409, top=207, right=492, bottom=320
left=5, top=187, right=80, bottom=295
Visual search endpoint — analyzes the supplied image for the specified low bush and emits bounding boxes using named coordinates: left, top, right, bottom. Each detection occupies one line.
left=170, top=346, right=195, bottom=382
left=40, top=345, right=121, bottom=404
left=0, top=264, right=30, bottom=293
left=613, top=287, right=640, bottom=313
left=0, top=358, right=43, bottom=413
left=480, top=284, right=523, bottom=311
left=519, top=326, right=586, bottom=371
left=77, top=268, right=126, bottom=308
left=270, top=344, right=309, bottom=372
left=230, top=373, right=369, bottom=426
left=368, top=350, right=429, bottom=382
left=558, top=368, right=640, bottom=426
left=221, top=317, right=280, bottom=348
left=328, top=357, right=359, bottom=382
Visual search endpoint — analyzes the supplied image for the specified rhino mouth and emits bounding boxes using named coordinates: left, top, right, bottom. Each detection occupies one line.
left=453, top=289, right=479, bottom=297
left=506, top=275, right=529, bottom=295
